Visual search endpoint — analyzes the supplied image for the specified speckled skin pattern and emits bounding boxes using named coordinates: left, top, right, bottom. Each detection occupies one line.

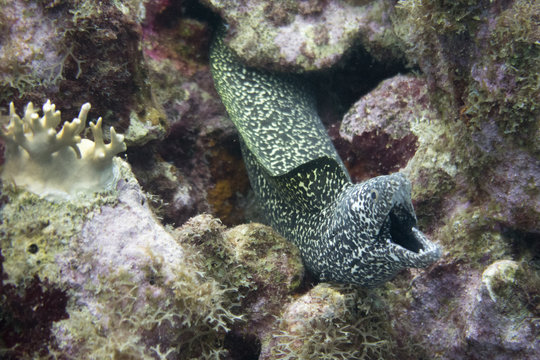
left=210, top=27, right=442, bottom=287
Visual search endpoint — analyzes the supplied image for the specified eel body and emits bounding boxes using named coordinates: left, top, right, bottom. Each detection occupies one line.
left=210, top=27, right=441, bottom=287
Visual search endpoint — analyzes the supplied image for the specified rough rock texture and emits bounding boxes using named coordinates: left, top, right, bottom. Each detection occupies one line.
left=51, top=178, right=243, bottom=359
left=1, top=0, right=539, bottom=359
left=0, top=0, right=166, bottom=146
left=259, top=283, right=395, bottom=359
left=176, top=217, right=305, bottom=356
left=469, top=260, right=538, bottom=357
left=126, top=0, right=251, bottom=227
left=391, top=0, right=540, bottom=235
left=332, top=74, right=433, bottom=180
left=0, top=0, right=63, bottom=102
left=0, top=160, right=232, bottom=359
left=385, top=259, right=540, bottom=360
left=0, top=160, right=303, bottom=359
left=201, top=0, right=404, bottom=71
left=471, top=120, right=540, bottom=232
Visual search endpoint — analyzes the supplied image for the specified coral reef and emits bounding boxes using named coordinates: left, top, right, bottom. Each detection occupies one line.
left=1, top=0, right=538, bottom=359
left=385, top=259, right=540, bottom=360
left=1, top=100, right=126, bottom=198
left=128, top=1, right=250, bottom=227
left=0, top=0, right=63, bottom=102
left=0, top=169, right=305, bottom=358
left=333, top=74, right=433, bottom=180
left=52, top=191, right=243, bottom=359
left=326, top=0, right=539, bottom=357
left=0, top=162, right=244, bottom=359
left=201, top=0, right=404, bottom=71
left=0, top=257, right=69, bottom=359
left=176, top=217, right=305, bottom=353
left=392, top=1, right=540, bottom=234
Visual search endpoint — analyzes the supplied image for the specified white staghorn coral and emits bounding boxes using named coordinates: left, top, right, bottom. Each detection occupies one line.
left=1, top=100, right=126, bottom=198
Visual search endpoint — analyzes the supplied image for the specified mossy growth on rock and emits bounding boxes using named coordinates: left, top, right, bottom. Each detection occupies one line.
left=0, top=185, right=119, bottom=286
left=393, top=0, right=539, bottom=144
left=465, top=0, right=540, bottom=142
left=433, top=203, right=511, bottom=266
left=175, top=215, right=304, bottom=342
left=52, top=251, right=243, bottom=359
left=0, top=0, right=166, bottom=144
left=262, top=284, right=395, bottom=360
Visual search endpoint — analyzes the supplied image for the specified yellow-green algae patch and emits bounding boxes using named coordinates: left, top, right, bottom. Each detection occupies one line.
left=0, top=181, right=119, bottom=286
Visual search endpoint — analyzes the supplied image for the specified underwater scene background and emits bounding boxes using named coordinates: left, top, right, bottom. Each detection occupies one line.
left=0, top=0, right=538, bottom=359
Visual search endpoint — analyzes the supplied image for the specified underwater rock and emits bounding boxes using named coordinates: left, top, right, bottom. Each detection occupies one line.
left=0, top=163, right=239, bottom=359
left=0, top=158, right=304, bottom=358
left=393, top=0, right=539, bottom=165
left=128, top=64, right=249, bottom=226
left=201, top=0, right=403, bottom=71
left=176, top=216, right=304, bottom=356
left=471, top=119, right=540, bottom=233
left=334, top=74, right=434, bottom=180
left=1, top=0, right=538, bottom=358
left=0, top=162, right=240, bottom=358
left=387, top=260, right=540, bottom=359
left=129, top=7, right=251, bottom=227
left=53, top=187, right=244, bottom=359
left=259, top=283, right=394, bottom=359
left=384, top=6, right=540, bottom=354
left=465, top=268, right=539, bottom=359
left=158, top=79, right=248, bottom=226
left=142, top=1, right=212, bottom=79
left=0, top=0, right=166, bottom=146
left=332, top=7, right=540, bottom=352
left=223, top=224, right=304, bottom=340
left=127, top=155, right=204, bottom=226
left=0, top=1, right=64, bottom=103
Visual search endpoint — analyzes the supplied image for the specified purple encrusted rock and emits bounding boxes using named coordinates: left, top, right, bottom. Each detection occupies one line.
left=332, top=74, right=435, bottom=181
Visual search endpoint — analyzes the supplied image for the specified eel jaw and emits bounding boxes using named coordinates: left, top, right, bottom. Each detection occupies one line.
left=378, top=188, right=442, bottom=268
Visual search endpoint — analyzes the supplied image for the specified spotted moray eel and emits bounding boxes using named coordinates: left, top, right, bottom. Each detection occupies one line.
left=210, top=26, right=441, bottom=287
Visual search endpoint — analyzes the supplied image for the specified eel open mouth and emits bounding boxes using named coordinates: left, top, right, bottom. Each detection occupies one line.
left=388, top=205, right=424, bottom=253
left=379, top=204, right=425, bottom=254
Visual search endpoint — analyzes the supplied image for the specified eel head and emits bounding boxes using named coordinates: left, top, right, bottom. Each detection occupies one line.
left=328, top=172, right=442, bottom=287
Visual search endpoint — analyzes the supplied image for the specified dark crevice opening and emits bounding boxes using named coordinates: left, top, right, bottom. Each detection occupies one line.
left=308, top=39, right=409, bottom=127
left=152, top=0, right=220, bottom=30
left=224, top=332, right=261, bottom=360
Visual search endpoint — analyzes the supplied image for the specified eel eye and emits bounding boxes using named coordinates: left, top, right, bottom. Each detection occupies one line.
left=370, top=190, right=378, bottom=201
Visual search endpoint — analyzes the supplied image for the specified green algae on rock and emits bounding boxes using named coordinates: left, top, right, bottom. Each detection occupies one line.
left=0, top=0, right=166, bottom=145
left=260, top=283, right=395, bottom=359
left=0, top=165, right=244, bottom=359
left=176, top=215, right=304, bottom=342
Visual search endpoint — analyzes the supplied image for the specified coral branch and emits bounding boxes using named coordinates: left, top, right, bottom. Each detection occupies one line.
left=87, top=117, right=126, bottom=161
left=1, top=100, right=127, bottom=198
